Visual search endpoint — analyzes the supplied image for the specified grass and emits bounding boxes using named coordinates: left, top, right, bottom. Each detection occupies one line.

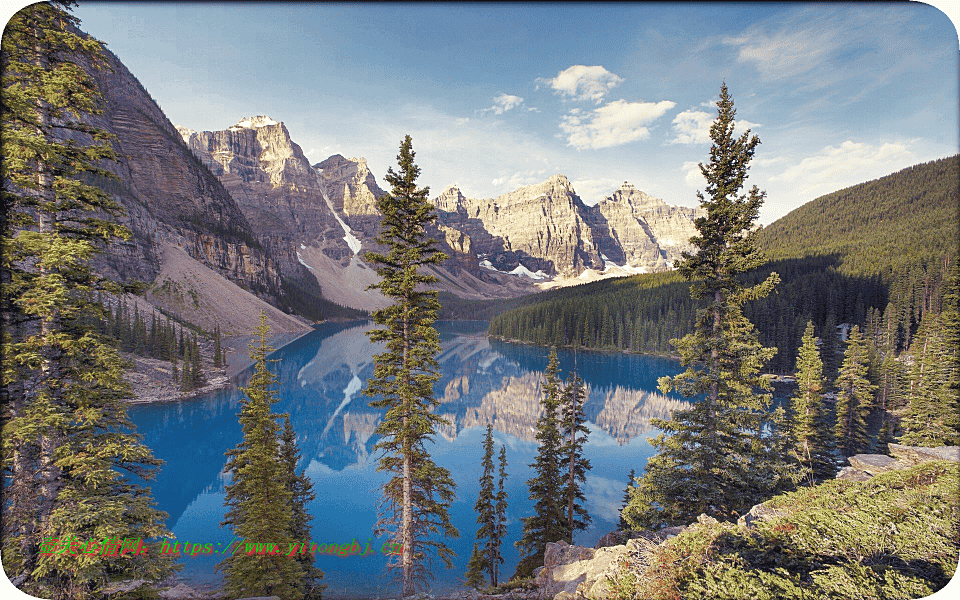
left=611, top=461, right=958, bottom=600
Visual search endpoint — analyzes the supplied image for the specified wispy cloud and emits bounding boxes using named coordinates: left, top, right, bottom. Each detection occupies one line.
left=682, top=161, right=703, bottom=187
left=669, top=109, right=713, bottom=144
left=491, top=169, right=549, bottom=188
left=771, top=140, right=915, bottom=196
left=670, top=107, right=761, bottom=145
left=480, top=93, right=528, bottom=115
left=540, top=65, right=624, bottom=103
left=572, top=177, right=624, bottom=205
left=560, top=99, right=676, bottom=150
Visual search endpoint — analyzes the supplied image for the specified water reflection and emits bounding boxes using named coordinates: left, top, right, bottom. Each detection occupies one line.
left=128, top=321, right=691, bottom=597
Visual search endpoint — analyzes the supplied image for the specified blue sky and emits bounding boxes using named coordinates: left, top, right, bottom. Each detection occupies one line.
left=10, top=2, right=960, bottom=223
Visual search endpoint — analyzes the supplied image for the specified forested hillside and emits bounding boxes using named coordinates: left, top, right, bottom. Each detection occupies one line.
left=489, top=156, right=958, bottom=373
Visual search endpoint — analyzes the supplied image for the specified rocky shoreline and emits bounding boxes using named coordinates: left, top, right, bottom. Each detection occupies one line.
left=123, top=330, right=314, bottom=404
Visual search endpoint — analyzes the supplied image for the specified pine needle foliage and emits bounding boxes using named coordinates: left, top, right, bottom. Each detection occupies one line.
left=280, top=415, right=326, bottom=599
left=514, top=348, right=566, bottom=578
left=618, top=468, right=636, bottom=531
left=470, top=424, right=509, bottom=588
left=218, top=313, right=305, bottom=600
left=627, top=84, right=791, bottom=528
left=833, top=326, right=877, bottom=457
left=1, top=2, right=177, bottom=596
left=363, top=135, right=457, bottom=598
left=789, top=321, right=836, bottom=484
left=560, top=372, right=591, bottom=541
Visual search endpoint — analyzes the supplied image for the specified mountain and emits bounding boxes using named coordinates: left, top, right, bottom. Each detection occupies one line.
left=489, top=155, right=958, bottom=371
left=77, top=45, right=320, bottom=334
left=432, top=178, right=702, bottom=283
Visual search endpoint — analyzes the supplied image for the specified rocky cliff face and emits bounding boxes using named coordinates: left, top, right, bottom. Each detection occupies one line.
left=433, top=175, right=603, bottom=278
left=81, top=46, right=287, bottom=313
left=178, top=117, right=354, bottom=268
left=432, top=178, right=701, bottom=279
left=588, top=182, right=703, bottom=272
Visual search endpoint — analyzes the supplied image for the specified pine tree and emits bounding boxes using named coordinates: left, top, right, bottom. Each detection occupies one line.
left=471, top=424, right=508, bottom=588
left=494, top=444, right=508, bottom=586
left=559, top=372, right=590, bottom=541
left=515, top=348, right=565, bottom=578
left=790, top=321, right=835, bottom=484
left=218, top=313, right=304, bottom=599
left=834, top=326, right=877, bottom=457
left=280, top=415, right=325, bottom=599
left=899, top=271, right=960, bottom=446
left=1, top=2, right=176, bottom=596
left=191, top=331, right=205, bottom=388
left=213, top=324, right=224, bottom=368
left=625, top=84, right=788, bottom=528
left=464, top=543, right=486, bottom=590
left=363, top=135, right=457, bottom=597
left=618, top=468, right=635, bottom=531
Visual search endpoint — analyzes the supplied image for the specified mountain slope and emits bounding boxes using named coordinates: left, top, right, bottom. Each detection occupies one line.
left=757, top=155, right=959, bottom=275
left=489, top=156, right=958, bottom=371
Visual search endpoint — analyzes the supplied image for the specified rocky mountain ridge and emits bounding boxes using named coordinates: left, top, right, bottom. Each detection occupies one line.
left=176, top=116, right=702, bottom=310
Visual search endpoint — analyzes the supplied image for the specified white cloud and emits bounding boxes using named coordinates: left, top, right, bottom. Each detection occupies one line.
left=723, top=22, right=841, bottom=83
left=560, top=99, right=676, bottom=150
left=682, top=161, right=704, bottom=187
left=572, top=177, right=623, bottom=205
left=455, top=117, right=470, bottom=125
left=670, top=108, right=761, bottom=145
left=540, top=65, right=624, bottom=103
left=670, top=110, right=713, bottom=144
left=481, top=93, right=526, bottom=115
left=771, top=140, right=915, bottom=197
left=491, top=169, right=549, bottom=189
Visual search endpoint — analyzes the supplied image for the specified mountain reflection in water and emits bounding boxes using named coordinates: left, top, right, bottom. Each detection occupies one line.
left=127, top=320, right=690, bottom=598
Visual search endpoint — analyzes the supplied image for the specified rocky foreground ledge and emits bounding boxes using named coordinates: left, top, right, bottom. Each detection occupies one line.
left=452, top=443, right=959, bottom=600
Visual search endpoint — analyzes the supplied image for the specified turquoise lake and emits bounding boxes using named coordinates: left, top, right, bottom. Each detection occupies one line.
left=128, top=320, right=695, bottom=598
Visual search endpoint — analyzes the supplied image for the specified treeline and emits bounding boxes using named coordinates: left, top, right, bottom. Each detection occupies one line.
left=96, top=295, right=226, bottom=392
left=489, top=155, right=958, bottom=374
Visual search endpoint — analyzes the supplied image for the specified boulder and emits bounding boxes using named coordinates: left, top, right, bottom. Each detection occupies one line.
left=836, top=466, right=874, bottom=481
left=159, top=583, right=202, bottom=599
left=534, top=540, right=633, bottom=600
left=847, top=453, right=901, bottom=475
left=888, top=444, right=960, bottom=465
left=737, top=502, right=790, bottom=529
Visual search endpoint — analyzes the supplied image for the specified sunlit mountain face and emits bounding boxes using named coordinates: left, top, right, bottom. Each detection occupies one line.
left=128, top=321, right=695, bottom=598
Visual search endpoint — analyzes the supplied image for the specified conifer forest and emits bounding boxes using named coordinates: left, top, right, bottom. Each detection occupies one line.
left=1, top=2, right=958, bottom=600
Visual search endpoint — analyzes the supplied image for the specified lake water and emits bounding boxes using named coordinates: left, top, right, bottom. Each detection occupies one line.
left=128, top=320, right=694, bottom=598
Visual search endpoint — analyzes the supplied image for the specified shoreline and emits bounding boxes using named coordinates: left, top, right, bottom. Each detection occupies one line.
left=124, top=328, right=316, bottom=404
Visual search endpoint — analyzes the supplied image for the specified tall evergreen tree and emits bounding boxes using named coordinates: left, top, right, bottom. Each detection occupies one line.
left=515, top=348, right=565, bottom=578
left=469, top=424, right=508, bottom=588
left=280, top=415, right=325, bottom=599
left=363, top=135, right=457, bottom=597
left=1, top=2, right=177, bottom=596
left=789, top=321, right=835, bottom=484
left=218, top=313, right=304, bottom=599
left=213, top=324, right=224, bottom=368
left=834, top=325, right=877, bottom=457
left=625, top=84, right=787, bottom=528
left=494, top=444, right=508, bottom=586
left=559, top=372, right=591, bottom=542
left=899, top=273, right=960, bottom=446
left=618, top=469, right=636, bottom=531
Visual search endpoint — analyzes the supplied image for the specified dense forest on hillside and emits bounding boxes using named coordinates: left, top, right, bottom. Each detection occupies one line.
left=489, top=156, right=958, bottom=374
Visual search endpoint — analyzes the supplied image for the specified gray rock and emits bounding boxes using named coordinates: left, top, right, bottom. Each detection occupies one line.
left=889, top=444, right=960, bottom=465
left=836, top=466, right=874, bottom=481
left=159, top=583, right=202, bottom=599
left=737, top=503, right=790, bottom=529
left=847, top=453, right=899, bottom=475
